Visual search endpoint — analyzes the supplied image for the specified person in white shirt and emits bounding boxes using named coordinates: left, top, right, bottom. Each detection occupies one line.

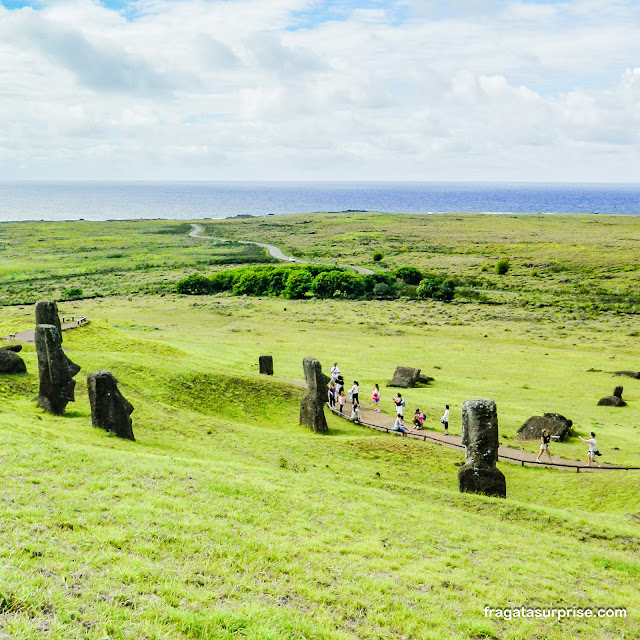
left=578, top=432, right=601, bottom=466
left=350, top=406, right=361, bottom=424
left=330, top=363, right=340, bottom=382
left=349, top=381, right=360, bottom=407
left=393, top=393, right=405, bottom=418
left=440, top=405, right=450, bottom=435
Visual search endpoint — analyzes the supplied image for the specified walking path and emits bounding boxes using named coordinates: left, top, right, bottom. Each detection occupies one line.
left=188, top=224, right=374, bottom=274
left=332, top=401, right=639, bottom=472
left=2, top=317, right=88, bottom=343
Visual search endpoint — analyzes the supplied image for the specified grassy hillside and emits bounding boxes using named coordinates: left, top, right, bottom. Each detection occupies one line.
left=1, top=215, right=639, bottom=639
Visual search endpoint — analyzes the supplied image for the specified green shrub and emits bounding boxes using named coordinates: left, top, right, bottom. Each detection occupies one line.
left=372, top=251, right=384, bottom=262
left=372, top=282, right=395, bottom=299
left=395, top=266, right=423, bottom=285
left=310, top=270, right=366, bottom=299
left=416, top=277, right=456, bottom=302
left=61, top=287, right=83, bottom=300
left=283, top=270, right=314, bottom=299
left=176, top=275, right=211, bottom=295
left=495, top=258, right=510, bottom=275
left=208, top=270, right=236, bottom=293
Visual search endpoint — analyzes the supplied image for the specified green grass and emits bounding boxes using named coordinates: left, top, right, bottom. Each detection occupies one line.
left=1, top=216, right=640, bottom=639
left=204, top=212, right=640, bottom=313
left=0, top=220, right=273, bottom=305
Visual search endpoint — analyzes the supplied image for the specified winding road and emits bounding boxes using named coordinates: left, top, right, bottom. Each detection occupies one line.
left=188, top=224, right=374, bottom=274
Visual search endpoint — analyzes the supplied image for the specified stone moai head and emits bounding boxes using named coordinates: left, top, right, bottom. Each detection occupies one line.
left=35, top=301, right=62, bottom=339
left=458, top=398, right=506, bottom=498
left=259, top=355, right=274, bottom=376
left=613, top=386, right=624, bottom=399
left=303, top=357, right=330, bottom=405
left=35, top=324, right=81, bottom=415
left=87, top=370, right=135, bottom=440
left=461, top=398, right=500, bottom=467
left=300, top=357, right=329, bottom=433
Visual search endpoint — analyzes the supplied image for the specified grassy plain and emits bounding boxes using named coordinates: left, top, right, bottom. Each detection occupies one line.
left=1, top=215, right=640, bottom=639
left=207, top=212, right=640, bottom=313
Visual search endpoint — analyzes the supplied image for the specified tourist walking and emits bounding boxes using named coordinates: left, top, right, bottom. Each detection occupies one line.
left=371, top=384, right=380, bottom=412
left=535, top=428, right=559, bottom=462
left=330, top=363, right=341, bottom=383
left=392, top=415, right=407, bottom=436
left=328, top=381, right=336, bottom=408
left=338, top=389, right=346, bottom=413
left=393, top=393, right=405, bottom=419
left=440, top=405, right=450, bottom=435
left=350, top=381, right=360, bottom=407
left=578, top=432, right=601, bottom=466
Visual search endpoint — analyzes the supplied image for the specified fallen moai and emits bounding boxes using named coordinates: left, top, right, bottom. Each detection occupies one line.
left=516, top=413, right=573, bottom=441
left=1, top=344, right=22, bottom=353
left=35, top=300, right=62, bottom=339
left=387, top=366, right=433, bottom=388
left=259, top=355, right=274, bottom=376
left=457, top=399, right=506, bottom=498
left=0, top=348, right=26, bottom=374
left=87, top=370, right=135, bottom=440
left=614, top=370, right=640, bottom=379
left=598, top=386, right=627, bottom=407
left=35, top=324, right=80, bottom=415
left=299, top=357, right=330, bottom=433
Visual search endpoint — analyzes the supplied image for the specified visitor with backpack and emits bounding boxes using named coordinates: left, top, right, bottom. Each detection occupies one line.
left=393, top=393, right=405, bottom=419
left=578, top=432, right=601, bottom=466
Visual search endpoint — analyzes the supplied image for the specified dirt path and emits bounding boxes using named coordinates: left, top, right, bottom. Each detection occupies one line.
left=3, top=319, right=88, bottom=343
left=333, top=400, right=635, bottom=472
left=188, top=223, right=374, bottom=274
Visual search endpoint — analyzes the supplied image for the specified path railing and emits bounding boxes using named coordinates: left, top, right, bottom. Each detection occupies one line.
left=328, top=405, right=640, bottom=473
left=61, top=316, right=88, bottom=325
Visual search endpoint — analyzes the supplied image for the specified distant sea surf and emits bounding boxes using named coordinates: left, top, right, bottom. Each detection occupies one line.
left=1, top=181, right=639, bottom=222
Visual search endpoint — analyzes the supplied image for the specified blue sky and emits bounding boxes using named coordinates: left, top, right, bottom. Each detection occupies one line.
left=1, top=0, right=639, bottom=180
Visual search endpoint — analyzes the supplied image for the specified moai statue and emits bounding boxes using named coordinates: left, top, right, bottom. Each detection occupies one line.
left=87, top=370, right=135, bottom=440
left=35, top=324, right=80, bottom=415
left=598, top=386, right=626, bottom=407
left=299, top=357, right=330, bottom=433
left=457, top=399, right=506, bottom=498
left=35, top=301, right=62, bottom=339
left=259, top=355, right=274, bottom=376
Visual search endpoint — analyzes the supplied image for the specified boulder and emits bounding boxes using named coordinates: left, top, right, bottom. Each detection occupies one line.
left=0, top=349, right=26, bottom=374
left=299, top=357, right=329, bottom=433
left=1, top=344, right=22, bottom=353
left=35, top=301, right=62, bottom=339
left=259, top=355, right=274, bottom=376
left=598, top=386, right=627, bottom=407
left=388, top=366, right=421, bottom=388
left=614, top=371, right=640, bottom=379
left=457, top=399, right=506, bottom=498
left=35, top=324, right=80, bottom=415
left=516, top=413, right=573, bottom=441
left=87, top=370, right=135, bottom=440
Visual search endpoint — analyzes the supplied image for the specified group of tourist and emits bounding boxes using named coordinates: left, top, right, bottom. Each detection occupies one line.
left=536, top=428, right=601, bottom=466
left=327, top=362, right=451, bottom=438
left=327, top=362, right=602, bottom=466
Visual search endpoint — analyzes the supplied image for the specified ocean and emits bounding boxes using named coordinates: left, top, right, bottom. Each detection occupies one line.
left=0, top=181, right=639, bottom=222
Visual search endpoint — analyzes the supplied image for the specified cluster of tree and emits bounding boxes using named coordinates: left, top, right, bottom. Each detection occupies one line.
left=176, top=265, right=456, bottom=301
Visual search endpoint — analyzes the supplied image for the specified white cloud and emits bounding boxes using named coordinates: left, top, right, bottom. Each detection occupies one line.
left=0, top=0, right=639, bottom=180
